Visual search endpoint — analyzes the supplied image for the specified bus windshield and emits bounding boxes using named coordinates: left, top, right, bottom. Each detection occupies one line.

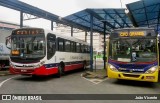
left=11, top=35, right=45, bottom=59
left=109, top=38, right=157, bottom=62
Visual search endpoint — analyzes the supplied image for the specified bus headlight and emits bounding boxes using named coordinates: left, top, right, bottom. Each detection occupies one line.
left=10, top=63, right=15, bottom=68
left=145, top=66, right=158, bottom=74
left=40, top=61, right=45, bottom=65
left=109, top=64, right=118, bottom=71
left=34, top=61, right=45, bottom=68
left=34, top=64, right=41, bottom=68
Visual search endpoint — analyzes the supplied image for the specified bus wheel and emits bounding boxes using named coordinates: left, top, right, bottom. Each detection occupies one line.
left=32, top=75, right=38, bottom=78
left=57, top=63, right=64, bottom=78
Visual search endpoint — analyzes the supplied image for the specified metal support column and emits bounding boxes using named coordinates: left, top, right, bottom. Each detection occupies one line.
left=51, top=21, right=53, bottom=30
left=20, top=11, right=23, bottom=28
left=157, top=6, right=160, bottom=31
left=90, top=15, right=93, bottom=71
left=103, top=21, right=106, bottom=70
left=71, top=26, right=73, bottom=37
left=85, top=31, right=87, bottom=42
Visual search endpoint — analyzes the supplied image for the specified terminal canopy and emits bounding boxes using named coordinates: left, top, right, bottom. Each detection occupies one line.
left=2, top=0, right=160, bottom=33
left=64, top=9, right=133, bottom=33
left=126, top=0, right=160, bottom=31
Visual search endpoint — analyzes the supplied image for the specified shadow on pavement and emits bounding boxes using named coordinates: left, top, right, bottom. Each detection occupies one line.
left=63, top=69, right=84, bottom=76
left=14, top=69, right=84, bottom=82
left=113, top=79, right=157, bottom=88
left=14, top=75, right=57, bottom=82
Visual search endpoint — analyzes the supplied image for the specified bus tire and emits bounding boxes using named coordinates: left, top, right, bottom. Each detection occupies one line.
left=57, top=62, right=65, bottom=78
left=32, top=75, right=38, bottom=78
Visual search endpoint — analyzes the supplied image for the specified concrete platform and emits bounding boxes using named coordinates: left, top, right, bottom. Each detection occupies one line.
left=82, top=69, right=107, bottom=79
left=82, top=59, right=107, bottom=79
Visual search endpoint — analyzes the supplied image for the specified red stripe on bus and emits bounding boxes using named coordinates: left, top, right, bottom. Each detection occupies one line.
left=64, top=64, right=83, bottom=71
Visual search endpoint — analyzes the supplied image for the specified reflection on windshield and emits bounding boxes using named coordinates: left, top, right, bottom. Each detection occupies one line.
left=11, top=35, right=45, bottom=58
left=109, top=38, right=157, bottom=62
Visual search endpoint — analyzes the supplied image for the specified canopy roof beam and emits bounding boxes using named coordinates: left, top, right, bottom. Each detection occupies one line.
left=73, top=14, right=104, bottom=30
left=103, top=9, right=123, bottom=28
left=86, top=9, right=116, bottom=29
left=0, top=0, right=103, bottom=33
left=113, top=9, right=130, bottom=27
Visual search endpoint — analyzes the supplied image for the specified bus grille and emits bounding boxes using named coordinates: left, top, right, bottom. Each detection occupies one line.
left=123, top=74, right=140, bottom=78
left=120, top=70, right=144, bottom=73
left=15, top=65, right=34, bottom=67
left=14, top=69, right=34, bottom=73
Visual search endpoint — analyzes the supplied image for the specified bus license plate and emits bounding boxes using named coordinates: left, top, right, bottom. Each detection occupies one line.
left=21, top=70, right=27, bottom=72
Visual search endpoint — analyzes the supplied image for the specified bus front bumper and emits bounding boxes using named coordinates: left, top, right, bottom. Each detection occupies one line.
left=9, top=66, right=58, bottom=76
left=107, top=68, right=159, bottom=82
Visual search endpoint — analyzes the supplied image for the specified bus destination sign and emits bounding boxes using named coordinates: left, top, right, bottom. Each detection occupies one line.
left=12, top=29, right=44, bottom=35
left=119, top=31, right=145, bottom=37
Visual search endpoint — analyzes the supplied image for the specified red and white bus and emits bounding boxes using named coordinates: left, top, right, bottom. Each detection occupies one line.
left=8, top=28, right=90, bottom=77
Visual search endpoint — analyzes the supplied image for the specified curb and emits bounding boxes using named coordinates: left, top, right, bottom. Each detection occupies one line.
left=0, top=71, right=12, bottom=76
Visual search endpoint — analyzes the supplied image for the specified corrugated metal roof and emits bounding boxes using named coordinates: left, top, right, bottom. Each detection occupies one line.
left=64, top=8, right=133, bottom=33
left=2, top=0, right=160, bottom=33
left=126, top=0, right=160, bottom=31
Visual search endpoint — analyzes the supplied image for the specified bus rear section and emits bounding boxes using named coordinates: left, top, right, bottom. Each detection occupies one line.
left=107, top=28, right=159, bottom=82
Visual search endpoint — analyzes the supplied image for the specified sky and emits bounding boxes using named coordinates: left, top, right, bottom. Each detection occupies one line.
left=0, top=0, right=140, bottom=29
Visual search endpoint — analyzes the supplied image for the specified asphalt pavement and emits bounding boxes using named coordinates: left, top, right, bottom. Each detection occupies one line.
left=0, top=60, right=159, bottom=103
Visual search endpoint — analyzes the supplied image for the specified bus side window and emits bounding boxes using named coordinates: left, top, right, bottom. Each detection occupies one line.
left=58, top=38, right=64, bottom=51
left=76, top=43, right=80, bottom=53
left=82, top=44, right=87, bottom=53
left=73, top=42, right=76, bottom=52
left=79, top=43, right=82, bottom=53
left=81, top=44, right=84, bottom=53
left=65, top=40, right=71, bottom=52
left=84, top=45, right=87, bottom=53
left=71, top=41, right=75, bottom=52
left=88, top=46, right=90, bottom=53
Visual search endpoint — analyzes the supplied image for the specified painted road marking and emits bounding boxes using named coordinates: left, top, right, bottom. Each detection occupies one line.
left=0, top=75, right=19, bottom=88
left=81, top=74, right=107, bottom=84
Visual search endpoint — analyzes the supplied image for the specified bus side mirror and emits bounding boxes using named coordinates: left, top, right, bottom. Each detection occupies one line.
left=5, top=35, right=11, bottom=49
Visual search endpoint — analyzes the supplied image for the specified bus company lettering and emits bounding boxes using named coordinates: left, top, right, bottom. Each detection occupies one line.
left=120, top=31, right=144, bottom=37
left=59, top=58, right=65, bottom=60
left=71, top=56, right=83, bottom=60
